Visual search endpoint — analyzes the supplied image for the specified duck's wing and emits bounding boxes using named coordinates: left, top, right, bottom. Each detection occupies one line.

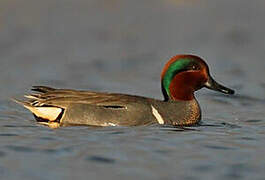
left=27, top=86, right=129, bottom=106
left=13, top=86, right=133, bottom=128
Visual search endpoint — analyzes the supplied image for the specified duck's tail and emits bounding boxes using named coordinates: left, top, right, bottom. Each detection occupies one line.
left=12, top=86, right=63, bottom=128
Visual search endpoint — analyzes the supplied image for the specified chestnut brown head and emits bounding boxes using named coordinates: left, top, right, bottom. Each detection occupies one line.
left=161, top=55, right=234, bottom=101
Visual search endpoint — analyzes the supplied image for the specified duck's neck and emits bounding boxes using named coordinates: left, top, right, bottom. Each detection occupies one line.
left=162, top=72, right=196, bottom=101
left=152, top=97, right=201, bottom=125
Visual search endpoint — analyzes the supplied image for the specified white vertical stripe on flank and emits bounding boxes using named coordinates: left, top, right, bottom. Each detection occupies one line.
left=151, top=105, right=164, bottom=124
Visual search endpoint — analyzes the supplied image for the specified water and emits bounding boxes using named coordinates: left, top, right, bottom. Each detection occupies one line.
left=0, top=0, right=265, bottom=179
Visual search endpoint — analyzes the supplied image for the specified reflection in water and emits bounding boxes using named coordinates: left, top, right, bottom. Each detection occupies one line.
left=0, top=151, right=6, bottom=157
left=5, top=145, right=36, bottom=153
left=0, top=133, right=18, bottom=137
left=159, top=125, right=199, bottom=132
left=86, top=156, right=116, bottom=164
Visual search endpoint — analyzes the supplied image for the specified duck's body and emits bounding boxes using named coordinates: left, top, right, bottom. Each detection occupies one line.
left=15, top=55, right=234, bottom=128
left=17, top=86, right=201, bottom=128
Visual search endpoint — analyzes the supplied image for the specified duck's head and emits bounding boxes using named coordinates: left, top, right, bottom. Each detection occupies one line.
left=161, top=55, right=235, bottom=101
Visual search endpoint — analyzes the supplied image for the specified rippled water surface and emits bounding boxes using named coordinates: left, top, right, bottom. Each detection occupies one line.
left=1, top=0, right=265, bottom=179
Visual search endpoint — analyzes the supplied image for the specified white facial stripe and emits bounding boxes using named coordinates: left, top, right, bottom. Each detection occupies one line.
left=151, top=105, right=164, bottom=124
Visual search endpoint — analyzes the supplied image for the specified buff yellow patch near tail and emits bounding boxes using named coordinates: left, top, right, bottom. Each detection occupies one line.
left=24, top=106, right=62, bottom=121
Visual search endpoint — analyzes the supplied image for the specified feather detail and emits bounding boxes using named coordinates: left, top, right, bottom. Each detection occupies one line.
left=12, top=98, right=62, bottom=121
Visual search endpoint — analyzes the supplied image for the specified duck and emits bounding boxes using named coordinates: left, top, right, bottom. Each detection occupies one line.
left=14, top=54, right=235, bottom=128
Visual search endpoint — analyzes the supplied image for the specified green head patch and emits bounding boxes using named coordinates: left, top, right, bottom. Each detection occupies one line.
left=162, top=58, right=194, bottom=100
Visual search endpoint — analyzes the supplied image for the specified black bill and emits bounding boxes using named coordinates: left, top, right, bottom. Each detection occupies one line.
left=204, top=76, right=235, bottom=95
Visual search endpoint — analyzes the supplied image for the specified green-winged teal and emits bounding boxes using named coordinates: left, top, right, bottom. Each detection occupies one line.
left=15, top=55, right=234, bottom=128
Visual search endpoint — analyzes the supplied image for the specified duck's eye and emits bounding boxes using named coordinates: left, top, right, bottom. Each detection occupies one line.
left=192, top=65, right=197, bottom=70
left=187, top=63, right=199, bottom=71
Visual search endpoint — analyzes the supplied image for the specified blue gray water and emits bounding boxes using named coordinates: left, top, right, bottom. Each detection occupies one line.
left=0, top=0, right=265, bottom=179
